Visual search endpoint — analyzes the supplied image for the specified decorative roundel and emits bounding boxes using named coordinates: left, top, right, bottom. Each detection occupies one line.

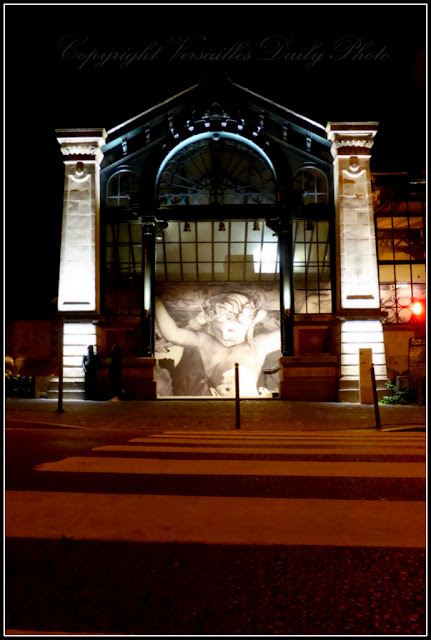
left=349, top=156, right=360, bottom=172
left=157, top=136, right=277, bottom=207
left=75, top=161, right=85, bottom=178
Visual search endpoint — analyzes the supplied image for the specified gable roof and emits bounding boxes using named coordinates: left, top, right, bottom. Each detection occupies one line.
left=102, top=75, right=332, bottom=168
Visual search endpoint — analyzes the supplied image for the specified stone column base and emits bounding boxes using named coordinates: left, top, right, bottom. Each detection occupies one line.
left=279, top=355, right=338, bottom=402
left=99, top=357, right=157, bottom=400
left=338, top=377, right=388, bottom=403
left=123, top=358, right=157, bottom=400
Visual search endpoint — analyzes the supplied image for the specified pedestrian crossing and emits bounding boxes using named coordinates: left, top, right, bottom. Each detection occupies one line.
left=5, top=430, right=426, bottom=549
left=93, top=430, right=426, bottom=458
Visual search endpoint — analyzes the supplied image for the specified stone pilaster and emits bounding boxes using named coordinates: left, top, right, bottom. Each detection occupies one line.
left=279, top=355, right=338, bottom=401
left=56, top=129, right=106, bottom=313
left=327, top=122, right=380, bottom=310
left=327, top=123, right=387, bottom=401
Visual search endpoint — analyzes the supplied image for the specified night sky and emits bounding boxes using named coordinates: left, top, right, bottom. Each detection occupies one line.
left=5, top=3, right=426, bottom=320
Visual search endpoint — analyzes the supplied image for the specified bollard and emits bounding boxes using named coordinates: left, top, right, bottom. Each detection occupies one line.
left=235, top=362, right=240, bottom=429
left=56, top=316, right=65, bottom=414
left=370, top=365, right=381, bottom=429
left=418, top=377, right=425, bottom=407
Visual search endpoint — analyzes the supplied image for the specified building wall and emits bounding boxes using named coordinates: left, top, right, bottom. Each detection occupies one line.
left=54, top=96, right=425, bottom=402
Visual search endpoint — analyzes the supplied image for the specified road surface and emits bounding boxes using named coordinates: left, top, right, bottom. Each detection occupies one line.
left=5, top=427, right=426, bottom=635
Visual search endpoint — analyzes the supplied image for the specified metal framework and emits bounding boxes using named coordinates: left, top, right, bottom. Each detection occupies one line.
left=157, top=136, right=277, bottom=207
left=101, top=105, right=336, bottom=358
left=155, top=220, right=279, bottom=283
left=376, top=207, right=426, bottom=323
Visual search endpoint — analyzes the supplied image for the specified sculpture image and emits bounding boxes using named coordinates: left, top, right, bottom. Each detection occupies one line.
left=155, top=288, right=281, bottom=397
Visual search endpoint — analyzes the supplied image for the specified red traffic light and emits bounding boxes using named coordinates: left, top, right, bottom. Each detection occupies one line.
left=411, top=301, right=424, bottom=316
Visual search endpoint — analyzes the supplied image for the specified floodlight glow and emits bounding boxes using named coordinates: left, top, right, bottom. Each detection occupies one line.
left=412, top=301, right=423, bottom=315
left=342, top=169, right=366, bottom=180
left=64, top=323, right=96, bottom=335
left=340, top=320, right=387, bottom=379
left=253, top=244, right=277, bottom=273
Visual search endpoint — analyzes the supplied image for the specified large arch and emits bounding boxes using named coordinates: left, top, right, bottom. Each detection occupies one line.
left=155, top=131, right=278, bottom=208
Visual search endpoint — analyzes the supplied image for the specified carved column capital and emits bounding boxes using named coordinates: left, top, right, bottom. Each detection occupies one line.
left=56, top=128, right=107, bottom=164
left=265, top=215, right=292, bottom=236
left=326, top=122, right=378, bottom=157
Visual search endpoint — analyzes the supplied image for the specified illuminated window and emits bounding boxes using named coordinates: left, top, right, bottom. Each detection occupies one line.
left=376, top=210, right=426, bottom=323
left=292, top=219, right=332, bottom=313
left=156, top=220, right=279, bottom=283
left=107, top=171, right=140, bottom=208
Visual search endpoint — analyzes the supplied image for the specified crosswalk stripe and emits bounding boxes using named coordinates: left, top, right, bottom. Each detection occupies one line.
left=152, top=430, right=425, bottom=437
left=134, top=437, right=424, bottom=449
left=145, top=434, right=425, bottom=442
left=93, top=444, right=425, bottom=456
left=144, top=436, right=426, bottom=442
left=34, top=456, right=425, bottom=478
left=5, top=490, right=426, bottom=548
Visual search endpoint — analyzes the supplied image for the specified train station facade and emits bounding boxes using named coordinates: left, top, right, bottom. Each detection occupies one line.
left=55, top=78, right=426, bottom=401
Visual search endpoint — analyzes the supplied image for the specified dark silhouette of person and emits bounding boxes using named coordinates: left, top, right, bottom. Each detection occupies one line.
left=109, top=344, right=122, bottom=402
left=82, top=345, right=99, bottom=400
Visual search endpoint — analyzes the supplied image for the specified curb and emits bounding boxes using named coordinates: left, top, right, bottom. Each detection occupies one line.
left=5, top=419, right=92, bottom=431
left=378, top=425, right=426, bottom=432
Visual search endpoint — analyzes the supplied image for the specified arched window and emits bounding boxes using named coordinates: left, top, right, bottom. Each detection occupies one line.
left=156, top=133, right=277, bottom=207
left=107, top=171, right=140, bottom=208
left=293, top=167, right=328, bottom=207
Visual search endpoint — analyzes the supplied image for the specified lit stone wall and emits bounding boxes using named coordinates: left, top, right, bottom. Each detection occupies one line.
left=327, top=123, right=380, bottom=310
left=63, top=323, right=97, bottom=383
left=340, top=320, right=387, bottom=379
left=382, top=328, right=416, bottom=380
left=327, top=123, right=387, bottom=392
left=56, top=129, right=106, bottom=312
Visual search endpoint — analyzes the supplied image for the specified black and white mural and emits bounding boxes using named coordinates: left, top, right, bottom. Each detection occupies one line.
left=155, top=283, right=281, bottom=397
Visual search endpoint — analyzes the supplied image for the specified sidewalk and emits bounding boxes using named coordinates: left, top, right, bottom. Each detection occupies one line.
left=5, top=397, right=427, bottom=432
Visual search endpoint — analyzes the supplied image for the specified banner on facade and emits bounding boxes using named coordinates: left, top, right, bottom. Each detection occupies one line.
left=155, top=283, right=281, bottom=397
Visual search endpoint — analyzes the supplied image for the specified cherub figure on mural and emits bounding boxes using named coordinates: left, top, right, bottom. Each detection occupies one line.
left=155, top=291, right=280, bottom=397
